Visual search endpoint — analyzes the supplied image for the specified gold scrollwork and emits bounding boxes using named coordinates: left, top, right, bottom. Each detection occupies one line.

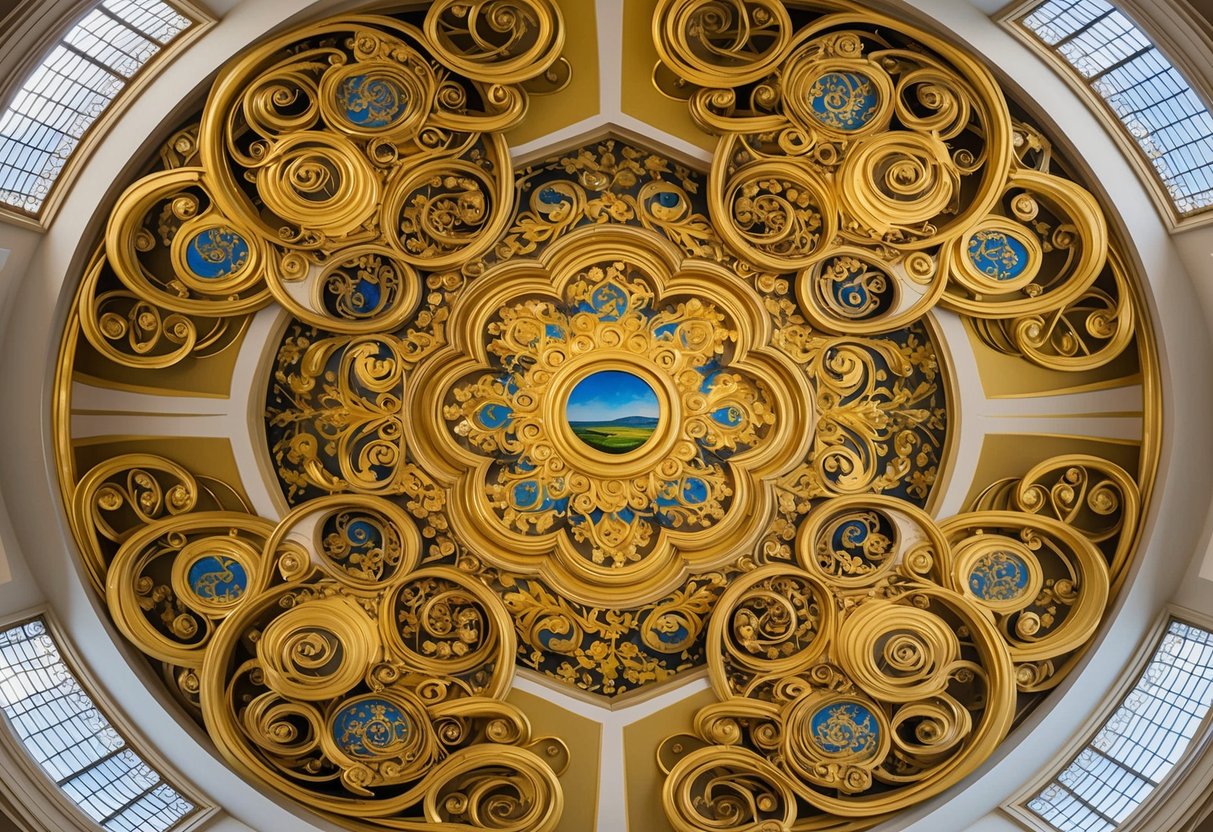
left=53, top=0, right=1160, bottom=827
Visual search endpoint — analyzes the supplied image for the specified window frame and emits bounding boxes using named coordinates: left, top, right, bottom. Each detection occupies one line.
left=1003, top=605, right=1213, bottom=832
left=0, top=605, right=215, bottom=832
left=0, top=0, right=213, bottom=231
left=998, top=0, right=1213, bottom=230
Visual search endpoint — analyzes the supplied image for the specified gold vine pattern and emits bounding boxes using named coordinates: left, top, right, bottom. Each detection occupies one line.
left=53, top=1, right=1154, bottom=829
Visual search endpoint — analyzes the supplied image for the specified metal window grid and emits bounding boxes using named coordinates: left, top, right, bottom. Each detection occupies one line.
left=1018, top=0, right=1213, bottom=216
left=1025, top=620, right=1213, bottom=831
left=0, top=0, right=192, bottom=215
left=0, top=617, right=196, bottom=832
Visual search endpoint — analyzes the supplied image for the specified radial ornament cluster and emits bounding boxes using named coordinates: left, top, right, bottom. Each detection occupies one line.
left=53, top=1, right=1156, bottom=831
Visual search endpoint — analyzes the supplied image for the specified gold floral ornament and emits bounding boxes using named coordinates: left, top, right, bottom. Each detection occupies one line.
left=411, top=228, right=812, bottom=606
left=658, top=496, right=1103, bottom=828
left=94, top=5, right=566, bottom=352
left=652, top=0, right=1112, bottom=356
left=100, top=490, right=567, bottom=831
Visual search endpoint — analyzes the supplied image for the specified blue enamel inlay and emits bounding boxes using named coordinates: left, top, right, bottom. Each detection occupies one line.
left=711, top=406, right=743, bottom=427
left=808, top=71, right=879, bottom=131
left=185, top=228, right=249, bottom=279
left=580, top=282, right=629, bottom=321
left=340, top=74, right=409, bottom=128
left=810, top=701, right=880, bottom=755
left=188, top=555, right=247, bottom=603
left=655, top=191, right=681, bottom=208
left=477, top=402, right=513, bottom=430
left=826, top=258, right=894, bottom=321
left=332, top=698, right=413, bottom=758
left=682, top=477, right=708, bottom=505
left=968, top=550, right=1031, bottom=602
left=829, top=510, right=895, bottom=566
left=967, top=230, right=1031, bottom=281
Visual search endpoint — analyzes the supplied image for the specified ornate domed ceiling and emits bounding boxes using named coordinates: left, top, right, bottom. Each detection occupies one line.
left=51, top=1, right=1157, bottom=830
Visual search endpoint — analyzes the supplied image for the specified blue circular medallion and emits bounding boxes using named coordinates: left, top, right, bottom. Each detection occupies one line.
left=185, top=227, right=249, bottom=279
left=567, top=371, right=659, bottom=455
left=338, top=73, right=409, bottom=129
left=187, top=555, right=247, bottom=603
left=332, top=698, right=414, bottom=758
left=808, top=71, right=879, bottom=131
left=968, top=550, right=1030, bottom=602
left=967, top=230, right=1031, bottom=281
left=810, top=701, right=881, bottom=755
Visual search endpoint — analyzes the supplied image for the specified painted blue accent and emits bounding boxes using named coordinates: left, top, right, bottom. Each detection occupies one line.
left=477, top=403, right=513, bottom=430
left=682, top=477, right=708, bottom=504
left=968, top=550, right=1030, bottom=601
left=539, top=186, right=564, bottom=204
left=810, top=702, right=880, bottom=754
left=514, top=480, right=540, bottom=509
left=340, top=74, right=408, bottom=128
left=655, top=191, right=681, bottom=208
left=827, top=259, right=894, bottom=320
left=657, top=623, right=689, bottom=645
left=654, top=322, right=679, bottom=339
left=711, top=406, right=743, bottom=427
left=185, top=228, right=249, bottom=279
left=332, top=698, right=412, bottom=758
left=808, top=71, right=879, bottom=131
left=545, top=323, right=566, bottom=339
left=967, top=230, right=1030, bottom=281
left=187, top=555, right=247, bottom=603
left=580, top=282, right=629, bottom=321
left=353, top=277, right=381, bottom=311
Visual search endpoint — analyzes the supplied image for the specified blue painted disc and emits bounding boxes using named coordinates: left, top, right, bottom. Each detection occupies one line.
left=810, top=701, right=881, bottom=755
left=331, top=698, right=413, bottom=758
left=185, top=228, right=249, bottom=279
left=968, top=550, right=1030, bottom=601
left=808, top=71, right=879, bottom=131
left=967, top=230, right=1031, bottom=281
left=187, top=555, right=247, bottom=603
left=339, top=73, right=409, bottom=128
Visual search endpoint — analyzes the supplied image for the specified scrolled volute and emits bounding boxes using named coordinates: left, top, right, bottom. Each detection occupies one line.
left=70, top=453, right=249, bottom=590
left=939, top=511, right=1110, bottom=691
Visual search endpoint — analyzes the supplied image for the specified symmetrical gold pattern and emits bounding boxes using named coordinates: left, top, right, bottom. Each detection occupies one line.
left=51, top=1, right=1159, bottom=829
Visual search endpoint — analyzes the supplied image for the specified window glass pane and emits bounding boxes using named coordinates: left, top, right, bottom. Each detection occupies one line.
left=0, top=0, right=193, bottom=215
left=1025, top=619, right=1213, bottom=830
left=0, top=618, right=196, bottom=830
left=1019, top=0, right=1213, bottom=216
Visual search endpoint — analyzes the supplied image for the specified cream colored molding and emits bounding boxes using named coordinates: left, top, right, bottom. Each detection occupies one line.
left=1001, top=604, right=1213, bottom=832
left=996, top=0, right=1213, bottom=231
left=0, top=606, right=218, bottom=832
left=0, top=0, right=215, bottom=231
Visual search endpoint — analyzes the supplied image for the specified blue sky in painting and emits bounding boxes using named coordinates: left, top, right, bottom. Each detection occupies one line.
left=566, top=370, right=659, bottom=422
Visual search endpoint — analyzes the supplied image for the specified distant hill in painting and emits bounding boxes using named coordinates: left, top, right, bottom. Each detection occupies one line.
left=569, top=416, right=658, bottom=453
left=568, top=416, right=659, bottom=428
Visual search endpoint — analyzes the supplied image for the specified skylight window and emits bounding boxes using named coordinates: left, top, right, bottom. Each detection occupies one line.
left=0, top=616, right=198, bottom=832
left=1019, top=618, right=1213, bottom=832
left=1013, top=0, right=1213, bottom=218
left=0, top=0, right=195, bottom=219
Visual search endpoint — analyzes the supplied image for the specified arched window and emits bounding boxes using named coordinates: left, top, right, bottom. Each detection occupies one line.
left=1006, top=0, right=1213, bottom=223
left=0, top=0, right=203, bottom=224
left=0, top=615, right=204, bottom=832
left=1008, top=615, right=1213, bottom=831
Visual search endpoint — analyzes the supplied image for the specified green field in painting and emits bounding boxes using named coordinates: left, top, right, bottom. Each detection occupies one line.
left=570, top=425, right=655, bottom=454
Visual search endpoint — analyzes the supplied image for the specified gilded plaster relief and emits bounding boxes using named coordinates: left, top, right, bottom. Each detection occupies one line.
left=53, top=2, right=1156, bottom=830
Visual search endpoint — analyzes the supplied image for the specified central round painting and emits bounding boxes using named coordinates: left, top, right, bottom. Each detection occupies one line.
left=567, top=370, right=660, bottom=455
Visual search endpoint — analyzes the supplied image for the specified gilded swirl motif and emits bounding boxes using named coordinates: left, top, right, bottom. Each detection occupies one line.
left=53, top=1, right=1158, bottom=829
